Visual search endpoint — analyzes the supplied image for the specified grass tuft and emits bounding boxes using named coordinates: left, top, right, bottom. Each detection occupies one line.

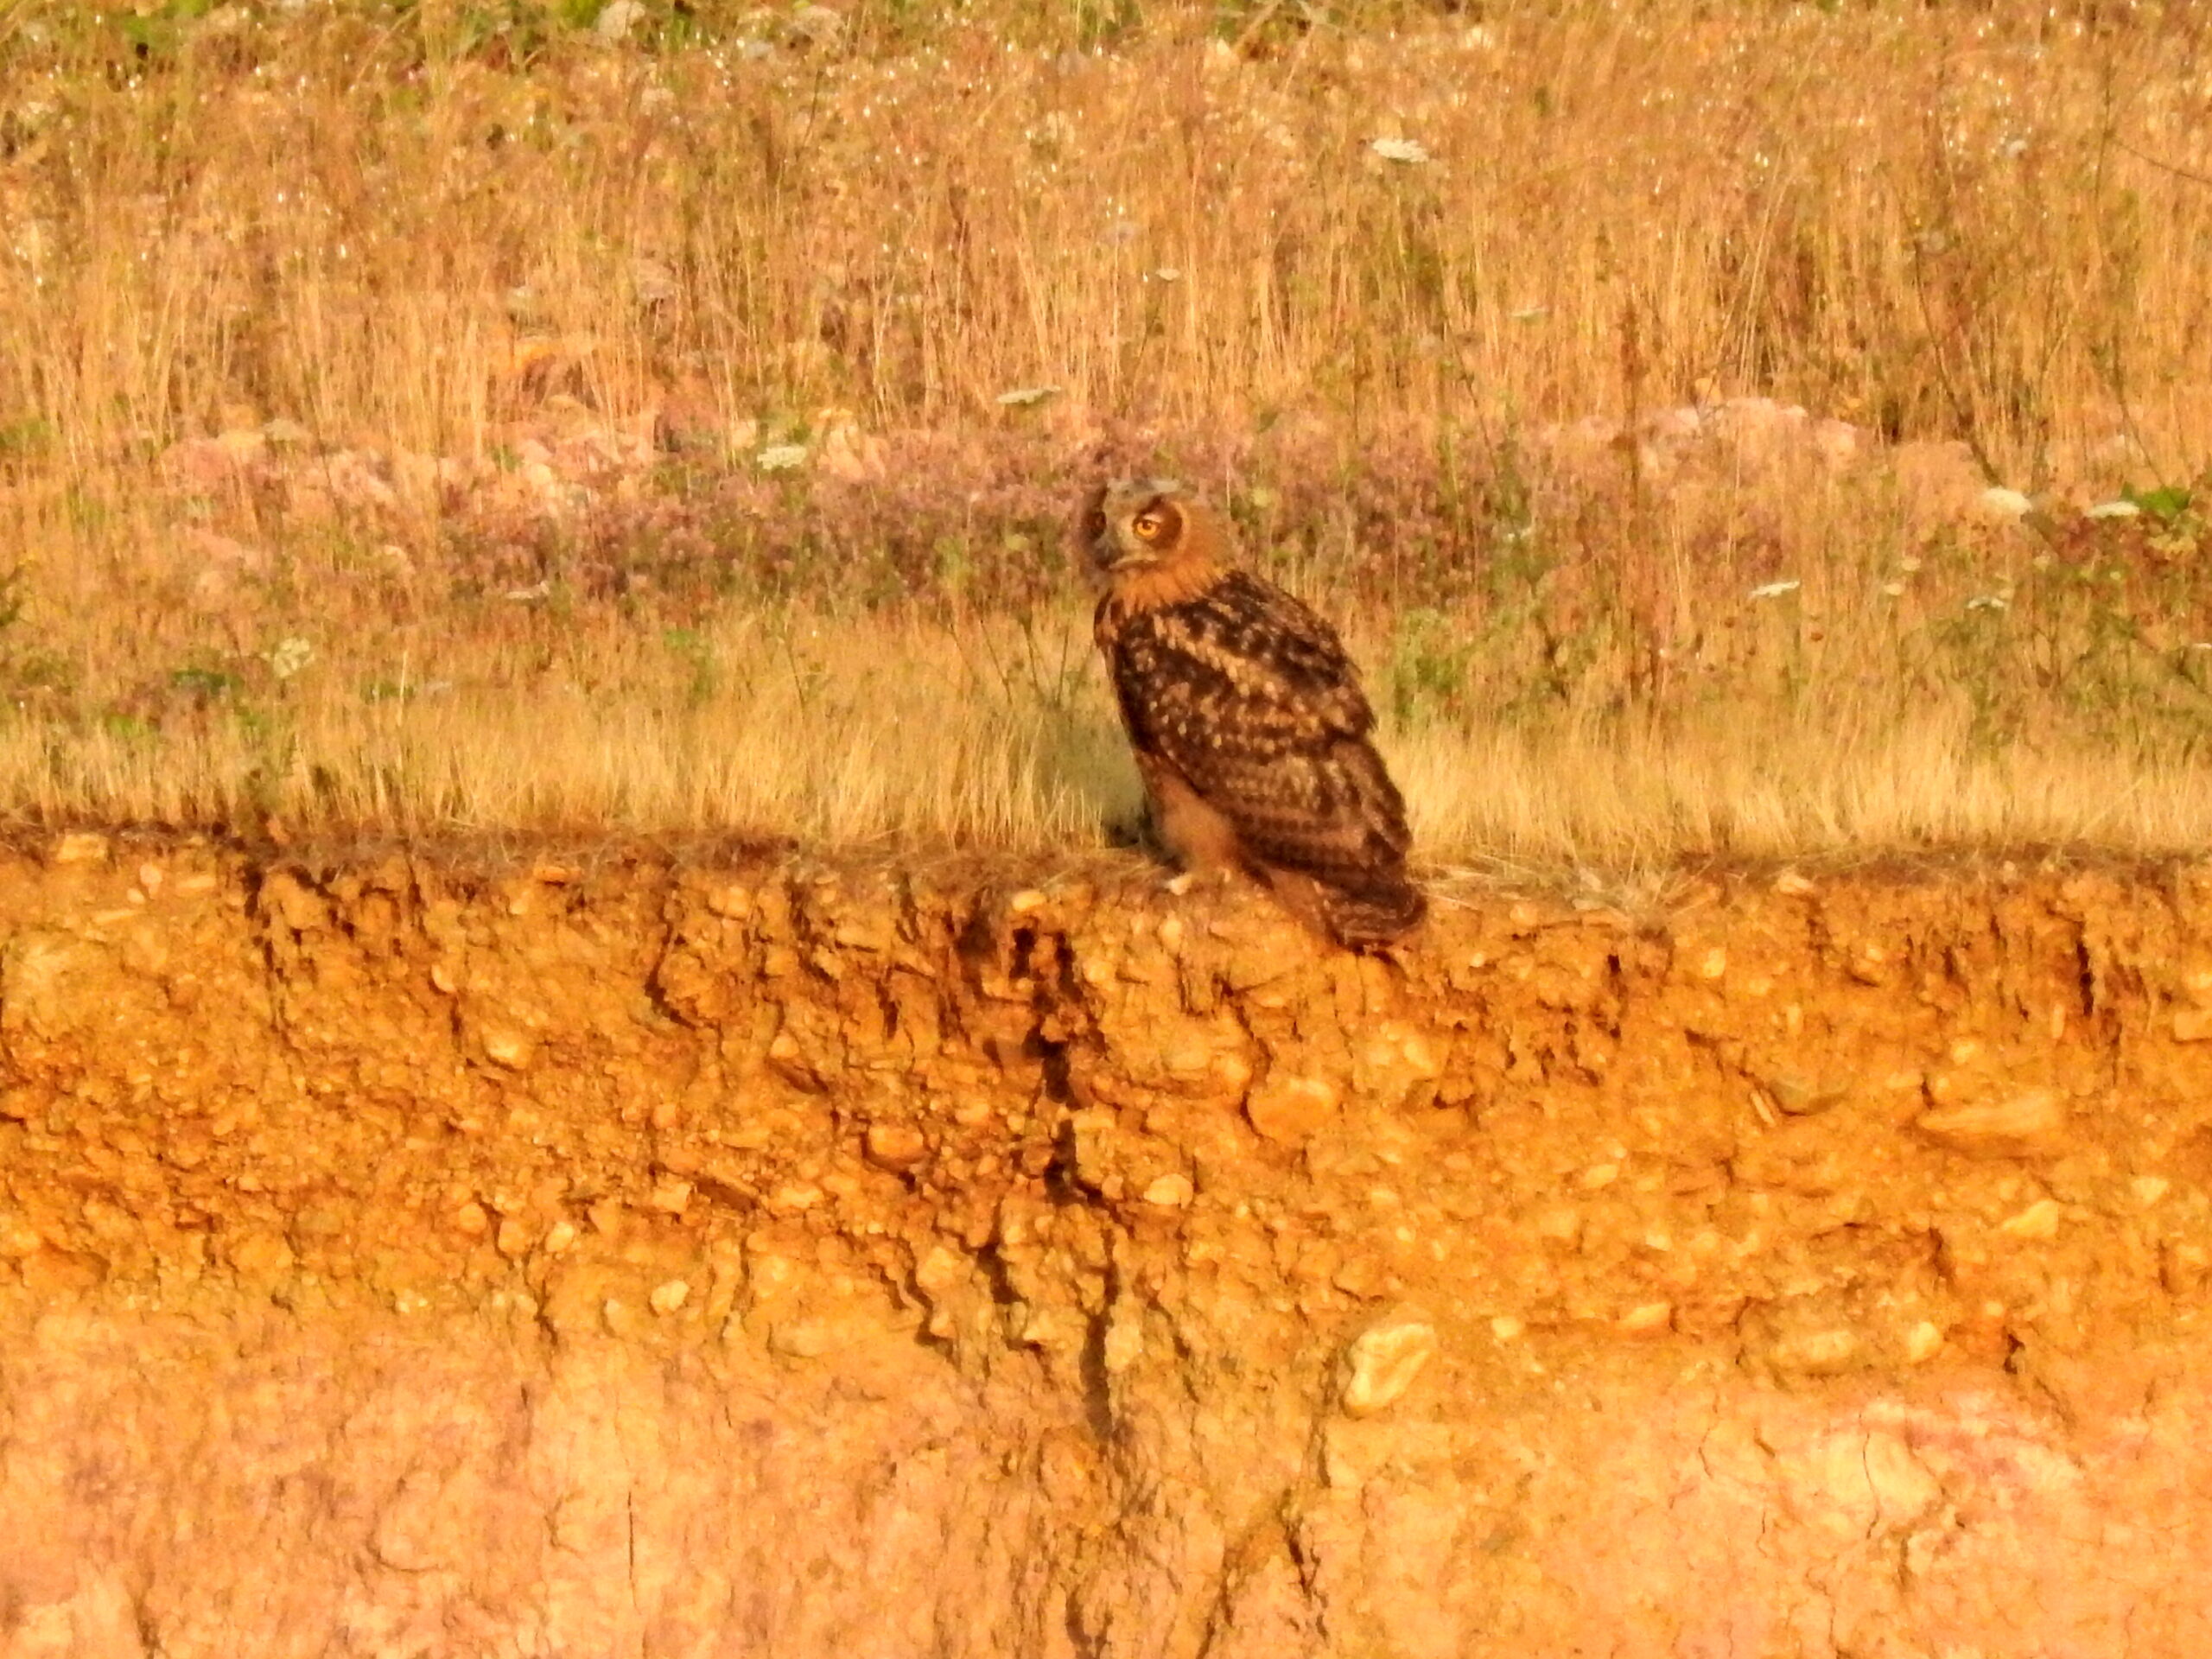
left=3, top=2, right=2212, bottom=864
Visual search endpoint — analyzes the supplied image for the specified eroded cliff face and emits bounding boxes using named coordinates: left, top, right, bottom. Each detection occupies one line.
left=2, top=836, right=2210, bottom=1657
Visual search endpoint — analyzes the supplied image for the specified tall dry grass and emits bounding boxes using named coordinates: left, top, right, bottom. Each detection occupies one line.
left=3, top=0, right=2212, bottom=864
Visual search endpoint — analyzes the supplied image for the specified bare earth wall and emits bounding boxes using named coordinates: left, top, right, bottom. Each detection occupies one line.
left=1, top=836, right=2209, bottom=1657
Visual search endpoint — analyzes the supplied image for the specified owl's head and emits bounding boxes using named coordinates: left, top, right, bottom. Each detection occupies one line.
left=1077, top=479, right=1225, bottom=578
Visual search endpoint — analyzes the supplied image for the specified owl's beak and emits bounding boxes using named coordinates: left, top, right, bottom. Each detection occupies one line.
left=1080, top=505, right=1135, bottom=573
left=1089, top=522, right=1134, bottom=569
left=1075, top=488, right=1114, bottom=572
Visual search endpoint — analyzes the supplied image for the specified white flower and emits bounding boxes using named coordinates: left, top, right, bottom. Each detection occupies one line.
left=1148, top=267, right=1181, bottom=283
left=1370, top=137, right=1432, bottom=165
left=267, top=637, right=314, bottom=680
left=1749, top=580, right=1801, bottom=601
left=1979, top=486, right=2033, bottom=518
left=756, top=444, right=810, bottom=471
left=1965, top=594, right=2010, bottom=613
left=631, top=255, right=679, bottom=307
left=594, top=0, right=645, bottom=41
left=2085, top=499, right=2142, bottom=519
left=789, top=5, right=843, bottom=45
left=994, top=385, right=1062, bottom=407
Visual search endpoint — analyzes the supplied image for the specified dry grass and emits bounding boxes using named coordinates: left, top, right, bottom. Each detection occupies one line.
left=4, top=0, right=2212, bottom=865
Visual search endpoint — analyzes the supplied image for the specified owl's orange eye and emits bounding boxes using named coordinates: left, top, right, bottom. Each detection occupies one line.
left=1132, top=513, right=1163, bottom=540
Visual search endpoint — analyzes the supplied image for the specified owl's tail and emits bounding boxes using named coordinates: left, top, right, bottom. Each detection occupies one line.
left=1320, top=872, right=1428, bottom=950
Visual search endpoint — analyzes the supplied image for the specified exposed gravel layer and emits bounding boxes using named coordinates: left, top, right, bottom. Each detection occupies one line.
left=2, top=837, right=2209, bottom=1656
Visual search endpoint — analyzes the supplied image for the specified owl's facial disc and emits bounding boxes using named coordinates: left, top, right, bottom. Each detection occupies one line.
left=1081, top=479, right=1192, bottom=573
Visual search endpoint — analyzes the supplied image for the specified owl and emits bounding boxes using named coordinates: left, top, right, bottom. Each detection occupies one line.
left=1078, top=478, right=1426, bottom=950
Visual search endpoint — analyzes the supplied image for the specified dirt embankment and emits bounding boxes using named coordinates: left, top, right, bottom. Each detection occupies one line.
left=2, top=836, right=2210, bottom=1656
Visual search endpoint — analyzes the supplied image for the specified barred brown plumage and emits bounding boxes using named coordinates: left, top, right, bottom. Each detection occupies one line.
left=1077, top=478, right=1425, bottom=950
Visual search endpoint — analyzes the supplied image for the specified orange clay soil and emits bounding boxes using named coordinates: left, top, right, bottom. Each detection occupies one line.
left=2, top=833, right=2210, bottom=1656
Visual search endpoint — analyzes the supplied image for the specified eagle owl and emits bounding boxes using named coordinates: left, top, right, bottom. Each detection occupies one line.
left=1079, top=479, right=1426, bottom=949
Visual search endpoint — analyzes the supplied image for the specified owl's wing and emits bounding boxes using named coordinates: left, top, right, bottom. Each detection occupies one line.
left=1109, top=573, right=1413, bottom=883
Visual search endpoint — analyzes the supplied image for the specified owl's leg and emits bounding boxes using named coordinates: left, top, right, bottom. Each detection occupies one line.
left=1138, top=761, right=1244, bottom=877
